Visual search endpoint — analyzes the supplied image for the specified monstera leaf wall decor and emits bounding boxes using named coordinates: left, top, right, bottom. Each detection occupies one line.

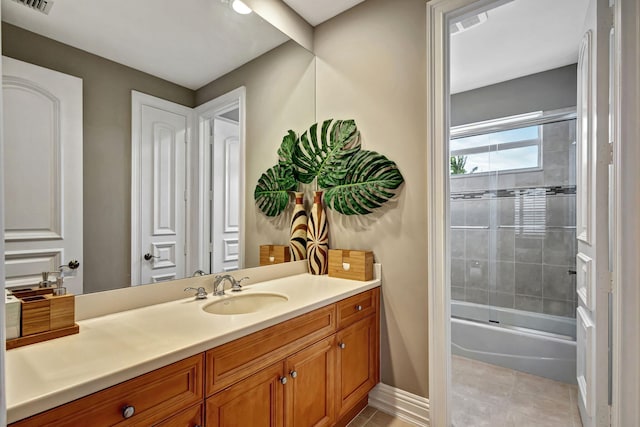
left=254, top=119, right=404, bottom=217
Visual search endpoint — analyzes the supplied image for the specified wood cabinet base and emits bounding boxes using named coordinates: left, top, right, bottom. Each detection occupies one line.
left=9, top=288, right=380, bottom=427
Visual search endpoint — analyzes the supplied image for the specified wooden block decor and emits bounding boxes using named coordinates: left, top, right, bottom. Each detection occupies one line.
left=21, top=295, right=50, bottom=336
left=328, top=250, right=374, bottom=281
left=46, top=294, right=76, bottom=330
left=259, top=245, right=291, bottom=266
left=10, top=286, right=55, bottom=299
left=6, top=324, right=79, bottom=350
left=7, top=293, right=77, bottom=349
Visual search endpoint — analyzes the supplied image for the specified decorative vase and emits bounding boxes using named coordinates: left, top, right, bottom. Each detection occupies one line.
left=306, top=191, right=329, bottom=275
left=289, top=192, right=308, bottom=261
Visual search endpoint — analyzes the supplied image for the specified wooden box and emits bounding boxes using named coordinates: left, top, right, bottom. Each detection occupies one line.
left=21, top=295, right=50, bottom=336
left=328, top=250, right=374, bottom=281
left=259, top=245, right=291, bottom=266
left=46, top=294, right=76, bottom=330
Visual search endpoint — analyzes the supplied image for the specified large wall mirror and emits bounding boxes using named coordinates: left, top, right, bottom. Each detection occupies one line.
left=1, top=0, right=316, bottom=295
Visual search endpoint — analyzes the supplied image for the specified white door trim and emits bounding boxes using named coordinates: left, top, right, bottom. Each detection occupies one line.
left=428, top=1, right=636, bottom=426
left=131, top=90, right=193, bottom=284
left=611, top=0, right=640, bottom=424
left=194, top=87, right=246, bottom=273
left=0, top=3, right=7, bottom=420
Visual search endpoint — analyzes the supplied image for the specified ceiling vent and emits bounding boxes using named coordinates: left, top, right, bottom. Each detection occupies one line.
left=450, top=12, right=488, bottom=36
left=11, top=0, right=54, bottom=15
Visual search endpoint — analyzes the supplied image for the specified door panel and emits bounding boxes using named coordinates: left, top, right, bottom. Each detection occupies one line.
left=576, top=1, right=611, bottom=425
left=285, top=336, right=335, bottom=427
left=132, top=91, right=192, bottom=285
left=211, top=116, right=240, bottom=273
left=206, top=362, right=284, bottom=427
left=336, top=315, right=377, bottom=418
left=2, top=56, right=83, bottom=294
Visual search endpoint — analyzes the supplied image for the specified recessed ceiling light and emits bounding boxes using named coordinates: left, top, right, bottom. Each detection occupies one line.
left=232, top=0, right=252, bottom=15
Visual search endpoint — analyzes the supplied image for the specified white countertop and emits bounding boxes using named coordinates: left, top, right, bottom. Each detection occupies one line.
left=6, top=269, right=380, bottom=423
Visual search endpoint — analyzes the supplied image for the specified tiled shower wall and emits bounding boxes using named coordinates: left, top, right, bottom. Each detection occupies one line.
left=450, top=119, right=577, bottom=318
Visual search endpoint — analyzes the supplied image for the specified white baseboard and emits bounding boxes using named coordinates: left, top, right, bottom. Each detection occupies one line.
left=368, top=383, right=430, bottom=426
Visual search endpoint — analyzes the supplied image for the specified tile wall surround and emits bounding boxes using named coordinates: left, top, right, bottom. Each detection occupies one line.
left=450, top=120, right=577, bottom=318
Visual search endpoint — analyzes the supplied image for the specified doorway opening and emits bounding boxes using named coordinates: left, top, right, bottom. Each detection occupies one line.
left=195, top=87, right=246, bottom=275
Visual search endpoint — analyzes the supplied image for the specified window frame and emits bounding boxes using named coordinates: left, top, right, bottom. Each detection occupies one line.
left=450, top=108, right=577, bottom=176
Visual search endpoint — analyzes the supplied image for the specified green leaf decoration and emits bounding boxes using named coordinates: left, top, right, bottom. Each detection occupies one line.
left=277, top=130, right=297, bottom=172
left=324, top=150, right=404, bottom=215
left=292, top=119, right=361, bottom=187
left=254, top=165, right=297, bottom=217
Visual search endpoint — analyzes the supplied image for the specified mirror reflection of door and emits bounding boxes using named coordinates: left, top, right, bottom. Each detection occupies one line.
left=2, top=56, right=83, bottom=295
left=131, top=91, right=193, bottom=285
left=211, top=110, right=240, bottom=273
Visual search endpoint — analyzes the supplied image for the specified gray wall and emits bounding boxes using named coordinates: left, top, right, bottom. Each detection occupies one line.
left=315, top=0, right=429, bottom=398
left=196, top=40, right=316, bottom=269
left=451, top=64, right=578, bottom=126
left=2, top=23, right=196, bottom=293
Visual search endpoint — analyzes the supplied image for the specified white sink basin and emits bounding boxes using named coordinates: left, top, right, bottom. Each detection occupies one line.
left=202, top=292, right=289, bottom=315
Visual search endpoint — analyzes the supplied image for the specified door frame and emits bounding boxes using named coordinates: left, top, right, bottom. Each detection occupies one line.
left=0, top=4, right=6, bottom=422
left=611, top=0, right=640, bottom=424
left=425, top=0, right=638, bottom=425
left=194, top=87, right=246, bottom=273
left=131, top=90, right=194, bottom=284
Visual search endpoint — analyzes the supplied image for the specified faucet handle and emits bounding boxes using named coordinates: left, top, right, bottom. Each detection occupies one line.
left=231, top=277, right=249, bottom=292
left=184, top=287, right=208, bottom=300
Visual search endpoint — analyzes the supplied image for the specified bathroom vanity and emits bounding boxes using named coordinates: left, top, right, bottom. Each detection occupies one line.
left=6, top=267, right=381, bottom=426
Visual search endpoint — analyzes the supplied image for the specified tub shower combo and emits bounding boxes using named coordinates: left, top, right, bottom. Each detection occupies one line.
left=449, top=109, right=577, bottom=384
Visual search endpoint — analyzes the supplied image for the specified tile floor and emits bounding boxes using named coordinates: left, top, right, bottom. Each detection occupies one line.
left=347, top=356, right=582, bottom=427
left=452, top=355, right=583, bottom=427
left=347, top=406, right=416, bottom=427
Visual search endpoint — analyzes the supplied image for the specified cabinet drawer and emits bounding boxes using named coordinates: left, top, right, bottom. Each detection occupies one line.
left=11, top=354, right=203, bottom=427
left=206, top=304, right=336, bottom=395
left=336, top=288, right=379, bottom=330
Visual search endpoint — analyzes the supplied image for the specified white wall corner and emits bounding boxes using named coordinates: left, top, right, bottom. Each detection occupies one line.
left=368, top=383, right=430, bottom=427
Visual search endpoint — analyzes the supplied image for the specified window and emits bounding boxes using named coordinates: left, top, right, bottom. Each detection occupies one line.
left=450, top=118, right=542, bottom=175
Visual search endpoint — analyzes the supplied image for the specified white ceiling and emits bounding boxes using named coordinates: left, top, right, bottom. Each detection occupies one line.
left=1, top=0, right=289, bottom=90
left=451, top=0, right=589, bottom=94
left=282, top=0, right=366, bottom=26
left=2, top=0, right=589, bottom=93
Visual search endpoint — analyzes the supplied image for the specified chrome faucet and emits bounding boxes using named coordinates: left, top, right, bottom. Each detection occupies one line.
left=212, top=275, right=249, bottom=295
left=192, top=269, right=206, bottom=277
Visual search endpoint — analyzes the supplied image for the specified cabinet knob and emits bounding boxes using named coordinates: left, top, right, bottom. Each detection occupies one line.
left=122, top=405, right=135, bottom=419
left=355, top=305, right=363, bottom=311
left=290, top=370, right=298, bottom=379
left=280, top=376, right=288, bottom=385
left=338, top=342, right=346, bottom=349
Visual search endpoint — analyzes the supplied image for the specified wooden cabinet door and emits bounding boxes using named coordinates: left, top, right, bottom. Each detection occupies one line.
left=206, top=362, right=285, bottom=427
left=335, top=315, right=378, bottom=419
left=152, top=404, right=202, bottom=427
left=284, top=336, right=335, bottom=427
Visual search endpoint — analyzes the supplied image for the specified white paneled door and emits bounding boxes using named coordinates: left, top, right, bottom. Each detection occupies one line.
left=575, top=1, right=612, bottom=426
left=211, top=116, right=240, bottom=272
left=131, top=91, right=192, bottom=285
left=2, top=57, right=83, bottom=295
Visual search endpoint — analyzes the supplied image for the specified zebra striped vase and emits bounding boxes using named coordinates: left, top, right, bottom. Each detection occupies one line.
left=306, top=191, right=329, bottom=275
left=289, top=192, right=308, bottom=261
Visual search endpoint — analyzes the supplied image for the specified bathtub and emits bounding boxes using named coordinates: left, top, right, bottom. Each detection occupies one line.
left=451, top=300, right=577, bottom=384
